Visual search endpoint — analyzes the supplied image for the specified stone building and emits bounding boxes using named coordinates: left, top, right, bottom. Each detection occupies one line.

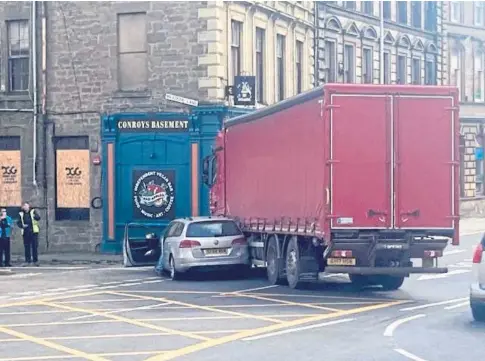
left=0, top=1, right=315, bottom=253
left=444, top=1, right=485, bottom=216
left=316, top=1, right=443, bottom=86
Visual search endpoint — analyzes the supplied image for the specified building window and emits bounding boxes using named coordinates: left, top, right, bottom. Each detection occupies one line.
left=256, top=27, right=265, bottom=103
left=412, top=58, right=421, bottom=84
left=362, top=47, right=373, bottom=84
left=397, top=1, right=408, bottom=24
left=231, top=20, right=242, bottom=80
left=425, top=57, right=437, bottom=85
left=325, top=40, right=336, bottom=83
left=397, top=55, right=407, bottom=84
left=344, top=1, right=356, bottom=10
left=383, top=1, right=391, bottom=20
left=54, top=136, right=90, bottom=221
left=7, top=20, right=29, bottom=92
left=411, top=1, right=422, bottom=28
left=117, top=13, right=147, bottom=91
left=474, top=49, right=484, bottom=102
left=450, top=1, right=462, bottom=23
left=276, top=34, right=285, bottom=101
left=451, top=45, right=464, bottom=101
left=383, top=52, right=390, bottom=84
left=296, top=40, right=303, bottom=94
left=424, top=1, right=437, bottom=32
left=362, top=1, right=373, bottom=15
left=344, top=44, right=355, bottom=83
left=475, top=2, right=485, bottom=26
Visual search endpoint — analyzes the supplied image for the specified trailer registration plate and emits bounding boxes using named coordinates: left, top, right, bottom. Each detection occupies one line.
left=327, top=258, right=356, bottom=266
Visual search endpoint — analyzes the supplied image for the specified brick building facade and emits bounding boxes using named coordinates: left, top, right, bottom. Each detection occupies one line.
left=445, top=1, right=485, bottom=216
left=0, top=1, right=315, bottom=252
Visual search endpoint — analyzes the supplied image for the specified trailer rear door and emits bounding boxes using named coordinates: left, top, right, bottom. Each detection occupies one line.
left=394, top=95, right=455, bottom=229
left=330, top=94, right=392, bottom=229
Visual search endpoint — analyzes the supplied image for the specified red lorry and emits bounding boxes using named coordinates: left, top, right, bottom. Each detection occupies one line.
left=202, top=84, right=460, bottom=290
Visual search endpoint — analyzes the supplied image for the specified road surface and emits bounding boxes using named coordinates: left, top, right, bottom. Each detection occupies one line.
left=0, top=232, right=482, bottom=361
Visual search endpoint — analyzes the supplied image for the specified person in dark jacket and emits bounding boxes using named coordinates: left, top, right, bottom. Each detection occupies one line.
left=17, top=202, right=41, bottom=266
left=0, top=208, right=13, bottom=267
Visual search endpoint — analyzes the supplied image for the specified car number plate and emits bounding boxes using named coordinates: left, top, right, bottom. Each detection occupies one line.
left=327, top=258, right=356, bottom=266
left=204, top=248, right=228, bottom=256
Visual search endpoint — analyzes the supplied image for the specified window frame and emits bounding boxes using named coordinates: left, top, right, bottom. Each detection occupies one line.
left=450, top=1, right=462, bottom=23
left=344, top=43, right=355, bottom=83
left=397, top=54, right=407, bottom=85
left=231, top=20, right=242, bottom=81
left=411, top=57, right=421, bottom=85
left=474, top=49, right=485, bottom=103
left=117, top=12, right=148, bottom=92
left=276, top=34, right=286, bottom=101
left=324, top=40, right=337, bottom=83
left=295, top=40, right=303, bottom=94
left=7, top=19, right=30, bottom=93
left=362, top=1, right=374, bottom=16
left=383, top=51, right=391, bottom=84
left=397, top=1, right=408, bottom=25
left=255, top=27, right=265, bottom=104
left=362, top=46, right=373, bottom=84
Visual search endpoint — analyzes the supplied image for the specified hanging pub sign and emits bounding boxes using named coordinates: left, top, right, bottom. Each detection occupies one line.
left=117, top=119, right=190, bottom=132
left=56, top=149, right=90, bottom=208
left=233, top=75, right=256, bottom=106
left=0, top=150, right=21, bottom=207
left=132, top=169, right=176, bottom=220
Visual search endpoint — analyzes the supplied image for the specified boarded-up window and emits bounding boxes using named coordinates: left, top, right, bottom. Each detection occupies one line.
left=117, top=13, right=148, bottom=91
left=55, top=136, right=90, bottom=221
left=0, top=136, right=21, bottom=215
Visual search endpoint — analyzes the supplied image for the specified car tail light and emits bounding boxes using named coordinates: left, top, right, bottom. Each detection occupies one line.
left=424, top=250, right=443, bottom=258
left=331, top=250, right=353, bottom=258
left=472, top=244, right=484, bottom=264
left=179, top=240, right=201, bottom=248
left=231, top=237, right=247, bottom=246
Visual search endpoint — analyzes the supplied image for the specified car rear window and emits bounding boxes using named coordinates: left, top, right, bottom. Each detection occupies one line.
left=186, top=220, right=242, bottom=238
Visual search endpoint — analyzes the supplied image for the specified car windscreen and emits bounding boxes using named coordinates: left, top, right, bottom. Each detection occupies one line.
left=186, top=220, right=242, bottom=238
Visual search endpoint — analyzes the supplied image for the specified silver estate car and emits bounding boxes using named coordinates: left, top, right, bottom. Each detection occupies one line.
left=470, top=234, right=485, bottom=322
left=160, top=216, right=250, bottom=280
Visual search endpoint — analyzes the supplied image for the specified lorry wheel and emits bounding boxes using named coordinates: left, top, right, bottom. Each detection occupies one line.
left=349, top=274, right=373, bottom=289
left=286, top=237, right=304, bottom=289
left=266, top=237, right=285, bottom=285
left=378, top=275, right=404, bottom=291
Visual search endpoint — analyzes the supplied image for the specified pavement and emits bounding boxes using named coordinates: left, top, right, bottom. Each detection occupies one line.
left=0, top=223, right=483, bottom=361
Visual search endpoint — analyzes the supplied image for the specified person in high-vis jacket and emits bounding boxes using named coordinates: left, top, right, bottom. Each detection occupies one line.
left=17, top=202, right=41, bottom=266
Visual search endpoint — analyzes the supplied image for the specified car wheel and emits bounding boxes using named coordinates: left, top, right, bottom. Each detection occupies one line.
left=169, top=255, right=182, bottom=281
left=266, top=237, right=286, bottom=285
left=286, top=237, right=304, bottom=289
left=471, top=302, right=485, bottom=322
left=378, top=275, right=405, bottom=291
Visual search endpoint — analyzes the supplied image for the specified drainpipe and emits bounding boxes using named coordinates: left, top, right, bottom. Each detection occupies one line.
left=313, top=1, right=318, bottom=87
left=32, top=0, right=38, bottom=187
left=379, top=0, right=384, bottom=84
left=41, top=1, right=49, bottom=249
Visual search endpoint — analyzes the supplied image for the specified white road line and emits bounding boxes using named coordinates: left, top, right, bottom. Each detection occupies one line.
left=394, top=348, right=429, bottom=361
left=4, top=273, right=42, bottom=279
left=444, top=301, right=469, bottom=310
left=443, top=249, right=467, bottom=256
left=383, top=314, right=426, bottom=337
left=400, top=298, right=468, bottom=311
left=142, top=280, right=164, bottom=284
left=417, top=269, right=471, bottom=280
left=58, top=298, right=141, bottom=304
left=222, top=285, right=279, bottom=295
left=125, top=278, right=145, bottom=282
left=101, top=281, right=123, bottom=285
left=118, top=282, right=142, bottom=287
left=0, top=310, right=72, bottom=316
left=10, top=266, right=87, bottom=270
left=72, top=284, right=97, bottom=289
left=67, top=302, right=172, bottom=321
left=243, top=318, right=355, bottom=341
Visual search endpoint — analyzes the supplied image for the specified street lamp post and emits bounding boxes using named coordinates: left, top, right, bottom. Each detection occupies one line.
left=379, top=0, right=384, bottom=84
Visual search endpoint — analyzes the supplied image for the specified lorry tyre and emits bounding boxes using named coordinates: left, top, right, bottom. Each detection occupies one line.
left=286, top=237, right=304, bottom=289
left=349, top=274, right=373, bottom=289
left=378, top=275, right=404, bottom=291
left=266, top=237, right=285, bottom=285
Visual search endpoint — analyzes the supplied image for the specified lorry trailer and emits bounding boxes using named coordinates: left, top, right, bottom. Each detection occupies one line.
left=203, top=84, right=460, bottom=290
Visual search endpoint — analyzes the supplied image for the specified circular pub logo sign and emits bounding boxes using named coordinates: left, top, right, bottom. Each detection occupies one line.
left=133, top=170, right=175, bottom=219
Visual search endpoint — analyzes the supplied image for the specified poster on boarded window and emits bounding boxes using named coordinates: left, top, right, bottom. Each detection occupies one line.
left=56, top=149, right=90, bottom=208
left=0, top=150, right=21, bottom=207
